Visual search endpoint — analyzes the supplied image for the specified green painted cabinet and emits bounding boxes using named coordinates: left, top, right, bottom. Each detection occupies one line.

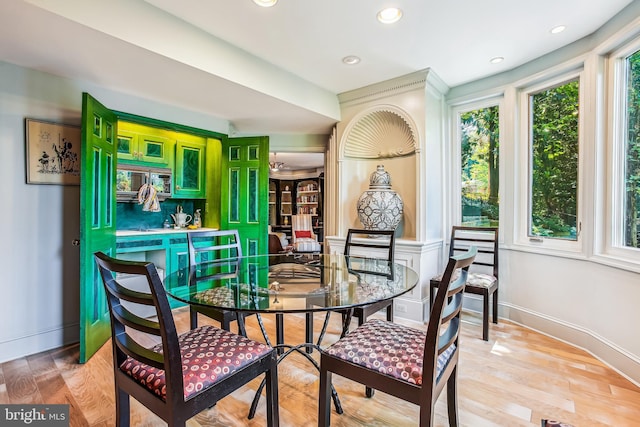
left=168, top=243, right=190, bottom=288
left=117, top=126, right=174, bottom=166
left=116, top=232, right=189, bottom=309
left=175, top=138, right=206, bottom=199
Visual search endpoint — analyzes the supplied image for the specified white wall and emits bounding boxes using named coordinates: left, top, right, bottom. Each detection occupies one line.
left=442, top=3, right=640, bottom=385
left=0, top=60, right=231, bottom=363
left=499, top=250, right=640, bottom=383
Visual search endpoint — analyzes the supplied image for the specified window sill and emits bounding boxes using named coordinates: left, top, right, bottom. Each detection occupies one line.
left=505, top=242, right=640, bottom=274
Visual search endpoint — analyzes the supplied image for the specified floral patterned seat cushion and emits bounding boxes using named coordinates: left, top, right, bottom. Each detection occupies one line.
left=324, top=319, right=455, bottom=385
left=194, top=287, right=235, bottom=307
left=431, top=271, right=497, bottom=289
left=120, top=325, right=271, bottom=401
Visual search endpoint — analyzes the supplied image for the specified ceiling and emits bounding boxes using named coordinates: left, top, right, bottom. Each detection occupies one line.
left=269, top=152, right=324, bottom=172
left=0, top=0, right=634, bottom=137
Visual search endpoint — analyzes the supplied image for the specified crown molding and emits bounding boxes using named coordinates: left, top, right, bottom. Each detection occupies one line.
left=338, top=68, right=449, bottom=108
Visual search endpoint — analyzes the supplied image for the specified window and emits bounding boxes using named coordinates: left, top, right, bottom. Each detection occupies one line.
left=459, top=105, right=500, bottom=227
left=529, top=79, right=580, bottom=240
left=622, top=49, right=640, bottom=248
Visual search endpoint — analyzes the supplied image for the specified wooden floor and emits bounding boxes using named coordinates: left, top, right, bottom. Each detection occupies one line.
left=1, top=308, right=639, bottom=426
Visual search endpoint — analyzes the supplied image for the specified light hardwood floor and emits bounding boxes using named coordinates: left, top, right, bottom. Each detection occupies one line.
left=1, top=308, right=639, bottom=426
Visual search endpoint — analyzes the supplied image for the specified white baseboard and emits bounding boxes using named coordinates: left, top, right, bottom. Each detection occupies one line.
left=0, top=323, right=79, bottom=364
left=462, top=294, right=640, bottom=387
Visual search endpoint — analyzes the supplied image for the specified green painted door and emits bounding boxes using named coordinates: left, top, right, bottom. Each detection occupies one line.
left=221, top=137, right=269, bottom=256
left=79, top=93, right=117, bottom=363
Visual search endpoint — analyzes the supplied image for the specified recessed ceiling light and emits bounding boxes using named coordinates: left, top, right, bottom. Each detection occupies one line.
left=377, top=7, right=403, bottom=24
left=550, top=25, right=566, bottom=34
left=253, top=0, right=278, bottom=7
left=490, top=56, right=504, bottom=64
left=342, top=55, right=361, bottom=65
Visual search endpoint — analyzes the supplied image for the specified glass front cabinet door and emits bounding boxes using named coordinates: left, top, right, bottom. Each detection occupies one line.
left=174, top=138, right=206, bottom=198
left=116, top=126, right=174, bottom=166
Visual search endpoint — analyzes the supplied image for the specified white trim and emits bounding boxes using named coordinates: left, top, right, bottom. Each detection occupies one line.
left=599, top=36, right=640, bottom=267
left=449, top=97, right=504, bottom=237
left=0, top=323, right=79, bottom=364
left=502, top=303, right=640, bottom=387
left=461, top=295, right=640, bottom=387
left=515, top=69, right=585, bottom=253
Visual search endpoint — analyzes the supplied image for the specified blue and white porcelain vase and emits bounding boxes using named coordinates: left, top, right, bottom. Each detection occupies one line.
left=357, top=165, right=403, bottom=231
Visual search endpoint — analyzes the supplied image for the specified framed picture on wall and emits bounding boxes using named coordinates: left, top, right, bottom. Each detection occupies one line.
left=26, top=118, right=81, bottom=185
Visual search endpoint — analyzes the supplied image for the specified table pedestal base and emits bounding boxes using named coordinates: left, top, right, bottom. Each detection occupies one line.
left=246, top=312, right=347, bottom=419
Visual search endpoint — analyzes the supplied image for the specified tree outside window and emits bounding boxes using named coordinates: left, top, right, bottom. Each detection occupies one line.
left=460, top=106, right=499, bottom=227
left=624, top=49, right=640, bottom=248
left=529, top=79, right=579, bottom=240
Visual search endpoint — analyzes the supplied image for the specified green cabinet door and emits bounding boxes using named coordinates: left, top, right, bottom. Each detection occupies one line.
left=168, top=243, right=189, bottom=287
left=116, top=122, right=174, bottom=166
left=221, top=137, right=269, bottom=256
left=79, top=93, right=117, bottom=363
left=175, top=138, right=206, bottom=198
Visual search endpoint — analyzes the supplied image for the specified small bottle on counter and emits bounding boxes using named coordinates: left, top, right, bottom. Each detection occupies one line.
left=163, top=219, right=171, bottom=229
left=193, top=209, right=202, bottom=228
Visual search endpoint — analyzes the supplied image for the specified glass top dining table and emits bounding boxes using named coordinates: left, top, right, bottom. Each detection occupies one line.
left=163, top=252, right=419, bottom=419
left=163, top=252, right=419, bottom=315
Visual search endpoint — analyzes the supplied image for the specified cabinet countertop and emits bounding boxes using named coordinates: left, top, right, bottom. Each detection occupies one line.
left=116, top=227, right=218, bottom=237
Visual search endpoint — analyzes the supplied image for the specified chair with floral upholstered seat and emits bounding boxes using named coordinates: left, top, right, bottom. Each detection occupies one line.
left=94, top=252, right=279, bottom=427
left=318, top=247, right=477, bottom=427
left=342, top=228, right=396, bottom=334
left=430, top=226, right=498, bottom=341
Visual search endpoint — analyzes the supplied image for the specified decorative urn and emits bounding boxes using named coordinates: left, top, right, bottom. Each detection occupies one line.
left=356, top=165, right=403, bottom=231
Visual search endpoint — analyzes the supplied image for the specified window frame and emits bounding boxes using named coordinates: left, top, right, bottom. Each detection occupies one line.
left=601, top=37, right=640, bottom=265
left=515, top=69, right=586, bottom=254
left=450, top=97, right=504, bottom=231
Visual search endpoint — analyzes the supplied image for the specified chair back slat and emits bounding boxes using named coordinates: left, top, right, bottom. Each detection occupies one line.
left=449, top=226, right=498, bottom=277
left=423, top=247, right=476, bottom=392
left=114, top=335, right=165, bottom=370
left=187, top=230, right=242, bottom=283
left=437, top=317, right=461, bottom=355
left=188, top=230, right=243, bottom=266
left=452, top=236, right=495, bottom=244
left=110, top=304, right=161, bottom=336
left=452, top=246, right=495, bottom=255
left=104, top=278, right=156, bottom=306
left=344, top=228, right=395, bottom=260
left=344, top=228, right=395, bottom=280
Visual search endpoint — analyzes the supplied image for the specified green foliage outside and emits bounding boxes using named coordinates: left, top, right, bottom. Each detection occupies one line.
left=460, top=106, right=499, bottom=227
left=530, top=80, right=579, bottom=239
left=625, top=50, right=640, bottom=248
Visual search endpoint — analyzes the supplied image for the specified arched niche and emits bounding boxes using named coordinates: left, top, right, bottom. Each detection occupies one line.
left=342, top=107, right=418, bottom=159
left=339, top=105, right=419, bottom=238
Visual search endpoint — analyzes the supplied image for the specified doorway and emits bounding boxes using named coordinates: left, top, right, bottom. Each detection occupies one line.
left=268, top=152, right=325, bottom=247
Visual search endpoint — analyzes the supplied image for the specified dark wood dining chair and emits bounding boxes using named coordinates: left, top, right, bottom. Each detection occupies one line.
left=187, top=229, right=249, bottom=334
left=343, top=228, right=396, bottom=333
left=93, top=251, right=279, bottom=427
left=318, top=247, right=476, bottom=427
left=306, top=228, right=395, bottom=352
left=430, top=226, right=498, bottom=341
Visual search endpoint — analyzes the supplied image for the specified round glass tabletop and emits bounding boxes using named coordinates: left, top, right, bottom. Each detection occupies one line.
left=164, top=253, right=419, bottom=314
